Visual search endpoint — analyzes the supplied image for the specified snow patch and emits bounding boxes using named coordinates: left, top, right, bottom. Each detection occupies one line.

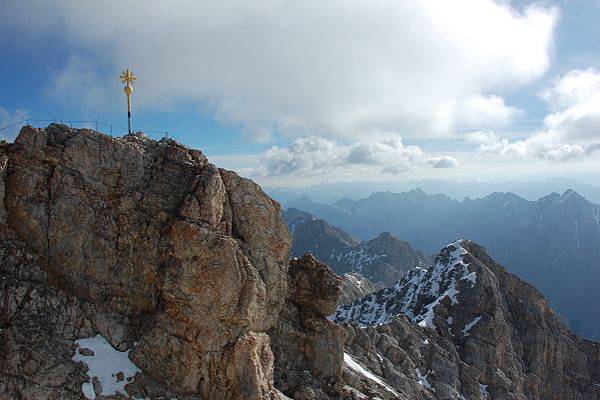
left=337, top=247, right=387, bottom=272
left=344, top=353, right=399, bottom=396
left=416, top=368, right=435, bottom=392
left=461, top=271, right=477, bottom=287
left=72, top=334, right=141, bottom=399
left=479, top=383, right=490, bottom=398
left=344, top=273, right=365, bottom=289
left=461, top=316, right=482, bottom=337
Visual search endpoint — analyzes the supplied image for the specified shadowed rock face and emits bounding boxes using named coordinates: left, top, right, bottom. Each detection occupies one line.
left=269, top=254, right=346, bottom=399
left=0, top=125, right=296, bottom=399
left=335, top=240, right=600, bottom=400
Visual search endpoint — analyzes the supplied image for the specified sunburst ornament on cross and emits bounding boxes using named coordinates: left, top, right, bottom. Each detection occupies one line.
left=120, top=68, right=137, bottom=134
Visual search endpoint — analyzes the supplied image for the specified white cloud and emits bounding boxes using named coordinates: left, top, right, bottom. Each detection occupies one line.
left=345, top=136, right=423, bottom=166
left=468, top=68, right=600, bottom=162
left=471, top=132, right=588, bottom=161
left=261, top=137, right=344, bottom=175
left=0, top=107, right=29, bottom=140
left=253, top=133, right=456, bottom=177
left=458, top=94, right=523, bottom=128
left=540, top=68, right=600, bottom=141
left=1, top=0, right=558, bottom=140
left=428, top=156, right=460, bottom=168
left=541, top=68, right=600, bottom=111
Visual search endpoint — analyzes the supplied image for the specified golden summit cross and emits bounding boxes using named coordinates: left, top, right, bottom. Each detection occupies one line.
left=120, top=68, right=137, bottom=134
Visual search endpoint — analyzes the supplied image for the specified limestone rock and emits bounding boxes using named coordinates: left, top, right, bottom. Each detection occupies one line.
left=3, top=124, right=599, bottom=400
left=0, top=125, right=291, bottom=399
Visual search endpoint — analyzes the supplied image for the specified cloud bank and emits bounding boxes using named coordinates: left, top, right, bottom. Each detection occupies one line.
left=252, top=133, right=458, bottom=177
left=469, top=68, right=600, bottom=162
left=1, top=0, right=558, bottom=141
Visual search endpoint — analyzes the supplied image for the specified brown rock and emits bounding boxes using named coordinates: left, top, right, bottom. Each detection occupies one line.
left=0, top=125, right=292, bottom=399
left=288, top=254, right=342, bottom=316
left=79, top=348, right=94, bottom=357
left=92, top=376, right=102, bottom=395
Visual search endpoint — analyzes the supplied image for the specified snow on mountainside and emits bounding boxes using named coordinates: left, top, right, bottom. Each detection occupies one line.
left=337, top=238, right=600, bottom=399
left=332, top=239, right=476, bottom=329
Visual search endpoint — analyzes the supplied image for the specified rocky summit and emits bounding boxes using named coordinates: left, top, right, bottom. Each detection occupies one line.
left=1, top=124, right=599, bottom=400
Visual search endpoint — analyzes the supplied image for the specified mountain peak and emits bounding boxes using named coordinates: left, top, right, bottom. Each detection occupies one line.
left=333, top=238, right=475, bottom=328
left=337, top=238, right=600, bottom=399
left=560, top=188, right=588, bottom=203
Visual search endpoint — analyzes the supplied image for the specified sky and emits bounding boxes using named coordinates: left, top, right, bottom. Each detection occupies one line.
left=1, top=0, right=600, bottom=188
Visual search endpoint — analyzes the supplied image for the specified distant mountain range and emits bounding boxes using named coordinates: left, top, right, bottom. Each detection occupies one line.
left=268, top=177, right=600, bottom=204
left=284, top=207, right=429, bottom=287
left=285, top=189, right=600, bottom=340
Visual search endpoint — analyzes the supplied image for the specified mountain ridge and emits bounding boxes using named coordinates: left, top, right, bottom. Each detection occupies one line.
left=287, top=188, right=600, bottom=339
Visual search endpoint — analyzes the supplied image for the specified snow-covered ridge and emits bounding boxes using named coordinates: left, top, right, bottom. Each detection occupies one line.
left=332, top=239, right=477, bottom=329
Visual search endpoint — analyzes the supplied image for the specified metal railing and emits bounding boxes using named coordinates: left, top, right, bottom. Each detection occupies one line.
left=0, top=118, right=170, bottom=139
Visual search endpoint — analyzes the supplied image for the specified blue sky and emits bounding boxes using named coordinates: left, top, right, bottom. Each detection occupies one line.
left=1, top=0, right=600, bottom=187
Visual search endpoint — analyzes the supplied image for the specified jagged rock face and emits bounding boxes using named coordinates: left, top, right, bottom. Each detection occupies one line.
left=284, top=207, right=428, bottom=286
left=334, top=240, right=600, bottom=399
left=333, top=232, right=429, bottom=287
left=333, top=241, right=477, bottom=328
left=4, top=125, right=600, bottom=400
left=269, top=255, right=346, bottom=399
left=0, top=125, right=293, bottom=399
